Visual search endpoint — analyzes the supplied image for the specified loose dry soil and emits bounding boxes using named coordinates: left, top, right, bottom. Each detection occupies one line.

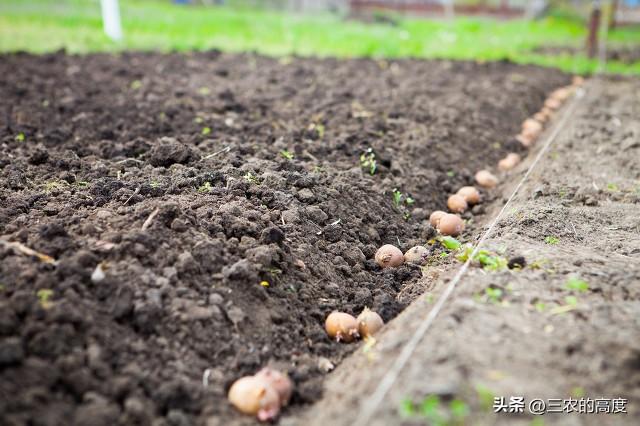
left=302, top=76, right=640, bottom=426
left=1, top=50, right=611, bottom=426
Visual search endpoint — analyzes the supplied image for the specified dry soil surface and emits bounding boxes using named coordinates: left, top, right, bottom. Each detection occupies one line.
left=301, top=77, right=640, bottom=426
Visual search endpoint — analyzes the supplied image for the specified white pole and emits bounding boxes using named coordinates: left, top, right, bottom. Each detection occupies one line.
left=101, top=0, right=123, bottom=41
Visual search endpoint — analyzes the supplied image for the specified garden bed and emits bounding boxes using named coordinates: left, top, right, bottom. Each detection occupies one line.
left=0, top=51, right=569, bottom=425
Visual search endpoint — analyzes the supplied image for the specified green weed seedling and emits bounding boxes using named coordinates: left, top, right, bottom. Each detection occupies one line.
left=280, top=150, right=294, bottom=160
left=544, top=236, right=560, bottom=245
left=565, top=276, right=589, bottom=292
left=244, top=172, right=260, bottom=185
left=391, top=189, right=415, bottom=210
left=606, top=183, right=619, bottom=192
left=37, top=289, right=53, bottom=309
left=360, top=148, right=377, bottom=175
left=439, top=236, right=462, bottom=251
left=197, top=182, right=213, bottom=193
left=484, top=287, right=504, bottom=304
left=456, top=245, right=507, bottom=272
left=398, top=395, right=469, bottom=426
left=392, top=189, right=403, bottom=208
left=534, top=301, right=547, bottom=312
left=475, top=385, right=496, bottom=412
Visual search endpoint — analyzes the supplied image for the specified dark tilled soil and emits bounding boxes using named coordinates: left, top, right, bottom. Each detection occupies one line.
left=0, top=51, right=569, bottom=426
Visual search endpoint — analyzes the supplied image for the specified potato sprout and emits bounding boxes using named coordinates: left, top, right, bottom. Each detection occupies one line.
left=357, top=308, right=384, bottom=338
left=447, top=194, right=468, bottom=213
left=429, top=210, right=446, bottom=228
left=228, top=375, right=281, bottom=422
left=325, top=312, right=359, bottom=343
left=404, top=245, right=429, bottom=264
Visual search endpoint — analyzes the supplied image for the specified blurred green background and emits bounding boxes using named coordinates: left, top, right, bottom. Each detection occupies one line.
left=1, top=0, right=639, bottom=74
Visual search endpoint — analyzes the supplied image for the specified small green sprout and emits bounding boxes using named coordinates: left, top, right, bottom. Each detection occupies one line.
left=439, top=236, right=461, bottom=251
left=565, top=277, right=589, bottom=292
left=571, top=387, right=585, bottom=398
left=359, top=148, right=377, bottom=175
left=197, top=182, right=213, bottom=193
left=15, top=132, right=25, bottom=142
left=76, top=181, right=89, bottom=188
left=477, top=252, right=508, bottom=271
left=43, top=180, right=68, bottom=193
left=565, top=295, right=578, bottom=306
left=449, top=399, right=469, bottom=420
left=534, top=301, right=547, bottom=312
left=606, top=183, right=619, bottom=192
left=399, top=398, right=415, bottom=418
left=280, top=150, right=294, bottom=160
left=37, top=289, right=53, bottom=309
left=130, top=80, right=142, bottom=90
left=201, top=127, right=211, bottom=135
left=399, top=395, right=469, bottom=424
left=390, top=189, right=414, bottom=209
left=484, top=287, right=503, bottom=304
left=198, top=87, right=210, bottom=95
left=311, top=123, right=325, bottom=139
left=194, top=116, right=204, bottom=124
left=244, top=172, right=260, bottom=185
left=544, top=236, right=560, bottom=245
left=420, top=395, right=443, bottom=424
left=392, top=189, right=403, bottom=207
left=475, top=385, right=496, bottom=411
left=456, top=246, right=506, bottom=271
left=446, top=170, right=455, bottom=177
left=150, top=180, right=161, bottom=189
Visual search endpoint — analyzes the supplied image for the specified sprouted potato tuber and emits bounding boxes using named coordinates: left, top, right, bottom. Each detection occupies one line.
left=551, top=87, right=570, bottom=102
left=228, top=375, right=281, bottom=422
left=404, top=245, right=429, bottom=264
left=475, top=170, right=498, bottom=188
left=498, top=153, right=521, bottom=171
left=447, top=194, right=468, bottom=213
left=429, top=210, right=446, bottom=228
left=437, top=214, right=465, bottom=236
left=456, top=186, right=480, bottom=205
left=255, top=368, right=293, bottom=407
left=522, top=119, right=543, bottom=141
left=533, top=111, right=547, bottom=123
left=516, top=133, right=535, bottom=148
left=357, top=308, right=384, bottom=338
left=375, top=244, right=404, bottom=268
left=325, top=312, right=359, bottom=343
left=545, top=97, right=561, bottom=110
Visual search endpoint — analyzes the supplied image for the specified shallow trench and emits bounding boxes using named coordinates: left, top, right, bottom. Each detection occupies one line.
left=0, top=52, right=572, bottom=426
